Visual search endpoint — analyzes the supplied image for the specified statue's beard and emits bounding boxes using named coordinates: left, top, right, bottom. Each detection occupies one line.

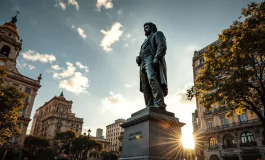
left=145, top=31, right=151, bottom=36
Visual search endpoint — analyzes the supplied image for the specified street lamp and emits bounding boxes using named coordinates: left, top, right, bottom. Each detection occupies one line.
left=88, top=129, right=91, bottom=138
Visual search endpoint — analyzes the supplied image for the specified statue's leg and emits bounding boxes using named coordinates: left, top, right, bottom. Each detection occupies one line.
left=140, top=70, right=154, bottom=107
left=145, top=56, right=166, bottom=108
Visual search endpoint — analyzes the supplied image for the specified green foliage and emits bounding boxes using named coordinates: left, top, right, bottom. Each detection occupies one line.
left=0, top=66, right=28, bottom=146
left=71, top=135, right=102, bottom=158
left=101, top=151, right=118, bottom=160
left=54, top=130, right=78, bottom=154
left=24, top=135, right=49, bottom=148
left=187, top=1, right=265, bottom=124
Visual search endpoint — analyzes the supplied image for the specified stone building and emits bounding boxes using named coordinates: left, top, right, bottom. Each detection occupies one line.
left=0, top=14, right=41, bottom=148
left=192, top=41, right=265, bottom=160
left=30, top=92, right=83, bottom=140
left=106, top=119, right=126, bottom=153
left=96, top=128, right=103, bottom=138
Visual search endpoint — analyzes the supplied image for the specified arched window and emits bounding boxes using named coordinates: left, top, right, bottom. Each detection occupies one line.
left=0, top=45, right=11, bottom=57
left=241, top=132, right=255, bottom=143
left=209, top=137, right=218, bottom=149
left=223, top=134, right=236, bottom=148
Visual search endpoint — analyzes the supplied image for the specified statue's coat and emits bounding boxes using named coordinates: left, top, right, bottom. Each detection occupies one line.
left=139, top=31, right=168, bottom=96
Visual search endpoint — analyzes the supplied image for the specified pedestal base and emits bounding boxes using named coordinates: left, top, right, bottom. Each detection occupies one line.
left=120, top=107, right=185, bottom=160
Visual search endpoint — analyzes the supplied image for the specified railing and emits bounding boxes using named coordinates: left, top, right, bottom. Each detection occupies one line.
left=203, top=106, right=228, bottom=115
left=239, top=141, right=257, bottom=147
left=205, top=119, right=261, bottom=132
left=222, top=144, right=237, bottom=149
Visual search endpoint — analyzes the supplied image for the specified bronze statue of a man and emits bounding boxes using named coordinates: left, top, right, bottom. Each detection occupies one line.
left=136, top=22, right=168, bottom=110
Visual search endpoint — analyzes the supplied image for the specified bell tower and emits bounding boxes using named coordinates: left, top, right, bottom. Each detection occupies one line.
left=0, top=11, right=23, bottom=73
left=0, top=12, right=42, bottom=149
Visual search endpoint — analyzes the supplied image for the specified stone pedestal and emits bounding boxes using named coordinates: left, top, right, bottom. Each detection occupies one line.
left=120, top=107, right=185, bottom=160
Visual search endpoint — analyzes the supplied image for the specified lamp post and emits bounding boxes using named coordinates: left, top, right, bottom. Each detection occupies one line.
left=88, top=129, right=91, bottom=139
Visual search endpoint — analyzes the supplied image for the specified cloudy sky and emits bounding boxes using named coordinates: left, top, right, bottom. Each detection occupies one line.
left=0, top=0, right=262, bottom=148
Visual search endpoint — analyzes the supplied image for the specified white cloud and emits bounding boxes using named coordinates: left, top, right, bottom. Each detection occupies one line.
left=124, top=81, right=136, bottom=88
left=100, top=22, right=123, bottom=52
left=117, top=8, right=123, bottom=15
left=59, top=72, right=89, bottom=94
left=123, top=33, right=132, bottom=41
left=53, top=62, right=76, bottom=79
left=51, top=65, right=62, bottom=70
left=28, top=64, right=36, bottom=70
left=51, top=62, right=89, bottom=94
left=68, top=0, right=79, bottom=10
left=21, top=63, right=36, bottom=70
left=101, top=92, right=143, bottom=118
left=21, top=50, right=56, bottom=63
left=124, top=43, right=128, bottom=48
left=77, top=28, right=87, bottom=39
left=55, top=0, right=66, bottom=10
left=76, top=62, right=89, bottom=72
left=132, top=38, right=136, bottom=43
left=96, top=0, right=113, bottom=11
left=72, top=25, right=75, bottom=29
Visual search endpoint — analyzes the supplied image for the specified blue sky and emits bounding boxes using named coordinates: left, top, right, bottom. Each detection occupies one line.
left=0, top=0, right=262, bottom=148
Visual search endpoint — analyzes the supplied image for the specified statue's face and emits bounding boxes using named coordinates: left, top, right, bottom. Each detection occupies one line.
left=144, top=25, right=152, bottom=36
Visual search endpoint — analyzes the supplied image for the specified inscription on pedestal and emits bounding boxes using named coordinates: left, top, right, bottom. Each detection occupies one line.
left=128, top=131, right=143, bottom=141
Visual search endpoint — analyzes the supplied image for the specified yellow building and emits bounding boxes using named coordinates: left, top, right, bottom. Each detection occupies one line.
left=30, top=92, right=83, bottom=140
left=0, top=14, right=41, bottom=148
left=192, top=41, right=265, bottom=160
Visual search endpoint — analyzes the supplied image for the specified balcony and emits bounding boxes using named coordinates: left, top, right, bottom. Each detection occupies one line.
left=204, top=119, right=261, bottom=133
left=222, top=144, right=237, bottom=149
left=239, top=141, right=257, bottom=147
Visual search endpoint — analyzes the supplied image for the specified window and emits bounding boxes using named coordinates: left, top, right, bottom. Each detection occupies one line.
left=223, top=134, right=236, bottom=148
left=207, top=121, right=213, bottom=130
left=0, top=60, right=5, bottom=66
left=239, top=114, right=247, bottom=123
left=13, top=83, right=19, bottom=87
left=209, top=137, right=218, bottom=148
left=241, top=132, right=255, bottom=143
left=221, top=117, right=229, bottom=128
left=0, top=45, right=11, bottom=57
left=25, top=87, right=31, bottom=94
left=199, top=58, right=204, bottom=65
left=11, top=136, right=18, bottom=144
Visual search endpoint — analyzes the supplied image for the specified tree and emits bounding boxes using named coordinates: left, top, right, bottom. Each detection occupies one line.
left=69, top=135, right=102, bottom=159
left=187, top=1, right=265, bottom=138
left=24, top=135, right=49, bottom=149
left=0, top=66, right=27, bottom=146
left=54, top=130, right=78, bottom=154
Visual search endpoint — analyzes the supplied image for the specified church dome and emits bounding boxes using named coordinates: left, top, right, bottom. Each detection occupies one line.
left=0, top=14, right=20, bottom=40
left=0, top=22, right=19, bottom=36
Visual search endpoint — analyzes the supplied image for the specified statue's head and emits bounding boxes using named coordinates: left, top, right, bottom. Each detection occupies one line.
left=144, top=22, right=157, bottom=36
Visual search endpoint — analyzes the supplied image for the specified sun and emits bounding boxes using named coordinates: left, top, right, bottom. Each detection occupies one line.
left=181, top=132, right=195, bottom=149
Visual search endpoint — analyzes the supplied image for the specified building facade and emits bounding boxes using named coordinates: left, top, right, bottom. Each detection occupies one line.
left=30, top=92, right=83, bottom=140
left=106, top=119, right=126, bottom=153
left=192, top=41, right=265, bottom=160
left=0, top=14, right=41, bottom=148
left=96, top=128, right=103, bottom=138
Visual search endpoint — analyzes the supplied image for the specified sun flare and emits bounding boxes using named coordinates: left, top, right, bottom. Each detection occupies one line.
left=181, top=132, right=195, bottom=149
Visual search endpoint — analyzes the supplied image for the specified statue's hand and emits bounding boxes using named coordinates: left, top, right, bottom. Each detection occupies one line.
left=153, top=58, right=159, bottom=66
left=136, top=56, right=141, bottom=66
